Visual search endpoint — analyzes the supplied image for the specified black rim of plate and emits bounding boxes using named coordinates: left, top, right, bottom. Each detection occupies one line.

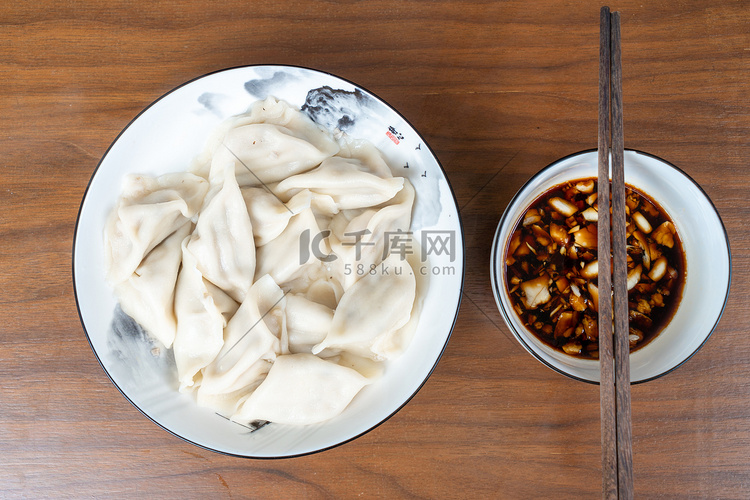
left=72, top=64, right=466, bottom=459
left=490, top=148, right=731, bottom=385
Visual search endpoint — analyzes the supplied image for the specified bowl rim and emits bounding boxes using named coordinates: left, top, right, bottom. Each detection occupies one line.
left=72, top=64, right=466, bottom=458
left=490, top=148, right=731, bottom=385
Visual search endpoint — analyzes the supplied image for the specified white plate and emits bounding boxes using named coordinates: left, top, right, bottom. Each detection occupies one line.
left=73, top=65, right=465, bottom=457
left=491, top=150, right=730, bottom=383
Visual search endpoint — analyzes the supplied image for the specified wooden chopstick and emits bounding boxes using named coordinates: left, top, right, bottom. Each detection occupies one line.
left=598, top=7, right=634, bottom=499
left=609, top=11, right=634, bottom=499
left=597, top=6, right=616, bottom=499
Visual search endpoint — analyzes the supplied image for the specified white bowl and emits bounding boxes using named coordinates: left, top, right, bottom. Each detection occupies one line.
left=491, top=150, right=730, bottom=383
left=73, top=65, right=464, bottom=457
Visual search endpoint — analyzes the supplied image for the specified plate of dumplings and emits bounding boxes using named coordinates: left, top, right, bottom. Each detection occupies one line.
left=74, top=65, right=464, bottom=457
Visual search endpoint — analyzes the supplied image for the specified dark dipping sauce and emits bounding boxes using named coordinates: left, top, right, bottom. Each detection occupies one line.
left=504, top=177, right=685, bottom=359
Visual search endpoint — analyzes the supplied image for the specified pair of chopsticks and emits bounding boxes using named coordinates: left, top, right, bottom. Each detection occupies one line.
left=598, top=6, right=634, bottom=500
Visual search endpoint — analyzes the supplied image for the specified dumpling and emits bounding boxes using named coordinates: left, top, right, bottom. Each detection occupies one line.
left=104, top=172, right=208, bottom=284
left=172, top=240, right=226, bottom=391
left=312, top=253, right=416, bottom=359
left=370, top=297, right=422, bottom=360
left=198, top=274, right=286, bottom=398
left=274, top=156, right=404, bottom=211
left=332, top=351, right=385, bottom=380
left=204, top=280, right=240, bottom=325
left=336, top=137, right=395, bottom=179
left=205, top=97, right=340, bottom=187
left=370, top=252, right=425, bottom=359
left=196, top=361, right=271, bottom=416
left=279, top=270, right=343, bottom=311
left=241, top=187, right=312, bottom=246
left=286, top=294, right=334, bottom=354
left=186, top=164, right=255, bottom=303
left=231, top=353, right=371, bottom=426
left=303, top=278, right=343, bottom=310
left=309, top=192, right=340, bottom=218
left=328, top=178, right=415, bottom=290
left=113, top=222, right=190, bottom=348
left=254, top=207, right=328, bottom=285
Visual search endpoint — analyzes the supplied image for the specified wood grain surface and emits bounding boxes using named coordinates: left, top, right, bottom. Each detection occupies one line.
left=2, top=1, right=749, bottom=498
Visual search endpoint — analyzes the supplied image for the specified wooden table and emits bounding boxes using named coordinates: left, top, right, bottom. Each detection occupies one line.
left=2, top=1, right=748, bottom=497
